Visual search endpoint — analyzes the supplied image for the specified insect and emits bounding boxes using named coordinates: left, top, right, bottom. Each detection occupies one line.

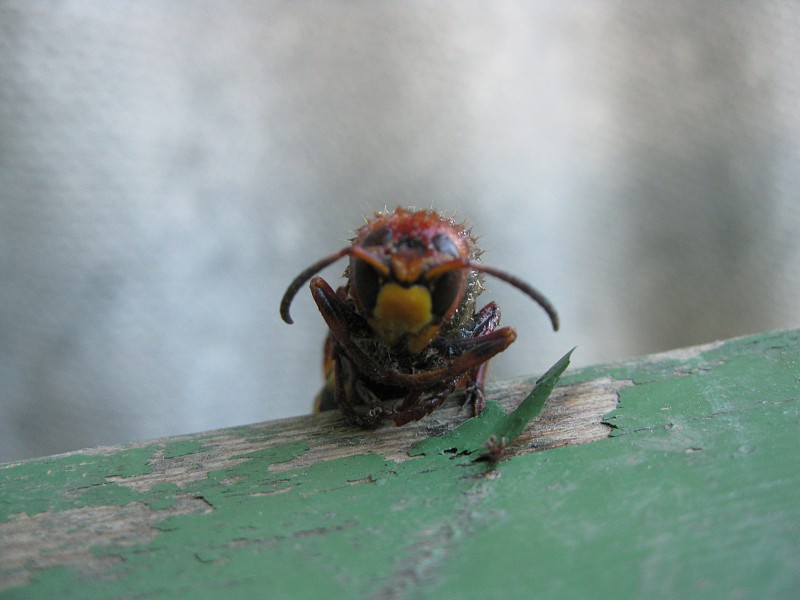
left=280, top=207, right=559, bottom=428
left=479, top=435, right=508, bottom=463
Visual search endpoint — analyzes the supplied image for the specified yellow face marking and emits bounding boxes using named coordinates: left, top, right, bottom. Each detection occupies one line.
left=369, top=282, right=435, bottom=350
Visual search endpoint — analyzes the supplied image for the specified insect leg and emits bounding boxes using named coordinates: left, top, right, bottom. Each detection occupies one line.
left=313, top=333, right=338, bottom=413
left=309, top=277, right=404, bottom=388
left=463, top=302, right=502, bottom=416
left=470, top=301, right=502, bottom=336
left=391, top=378, right=462, bottom=426
left=322, top=342, right=388, bottom=428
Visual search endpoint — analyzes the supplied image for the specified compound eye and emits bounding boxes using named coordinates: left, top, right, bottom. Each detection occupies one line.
left=352, top=258, right=382, bottom=314
left=429, top=268, right=464, bottom=318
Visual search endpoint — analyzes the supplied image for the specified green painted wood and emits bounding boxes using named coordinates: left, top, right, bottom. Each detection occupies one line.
left=1, top=329, right=799, bottom=599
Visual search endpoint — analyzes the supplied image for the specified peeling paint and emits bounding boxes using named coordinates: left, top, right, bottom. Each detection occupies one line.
left=163, top=439, right=209, bottom=459
left=0, top=447, right=156, bottom=521
left=2, top=330, right=799, bottom=598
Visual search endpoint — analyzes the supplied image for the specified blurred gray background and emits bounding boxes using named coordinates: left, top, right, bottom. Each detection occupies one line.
left=1, top=2, right=798, bottom=462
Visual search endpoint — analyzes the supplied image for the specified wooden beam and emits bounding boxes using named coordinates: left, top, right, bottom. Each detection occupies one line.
left=2, top=329, right=799, bottom=598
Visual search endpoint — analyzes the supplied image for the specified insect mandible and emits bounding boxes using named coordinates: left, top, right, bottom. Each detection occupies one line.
left=280, top=207, right=559, bottom=428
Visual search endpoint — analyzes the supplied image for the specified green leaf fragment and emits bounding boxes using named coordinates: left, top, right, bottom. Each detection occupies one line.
left=409, top=348, right=575, bottom=457
left=498, top=347, right=575, bottom=442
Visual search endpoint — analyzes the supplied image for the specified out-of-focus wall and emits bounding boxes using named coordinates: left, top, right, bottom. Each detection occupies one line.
left=1, top=2, right=798, bottom=462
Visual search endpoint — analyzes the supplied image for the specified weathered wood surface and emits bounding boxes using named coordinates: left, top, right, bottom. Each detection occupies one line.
left=2, top=329, right=799, bottom=599
left=0, top=370, right=621, bottom=586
